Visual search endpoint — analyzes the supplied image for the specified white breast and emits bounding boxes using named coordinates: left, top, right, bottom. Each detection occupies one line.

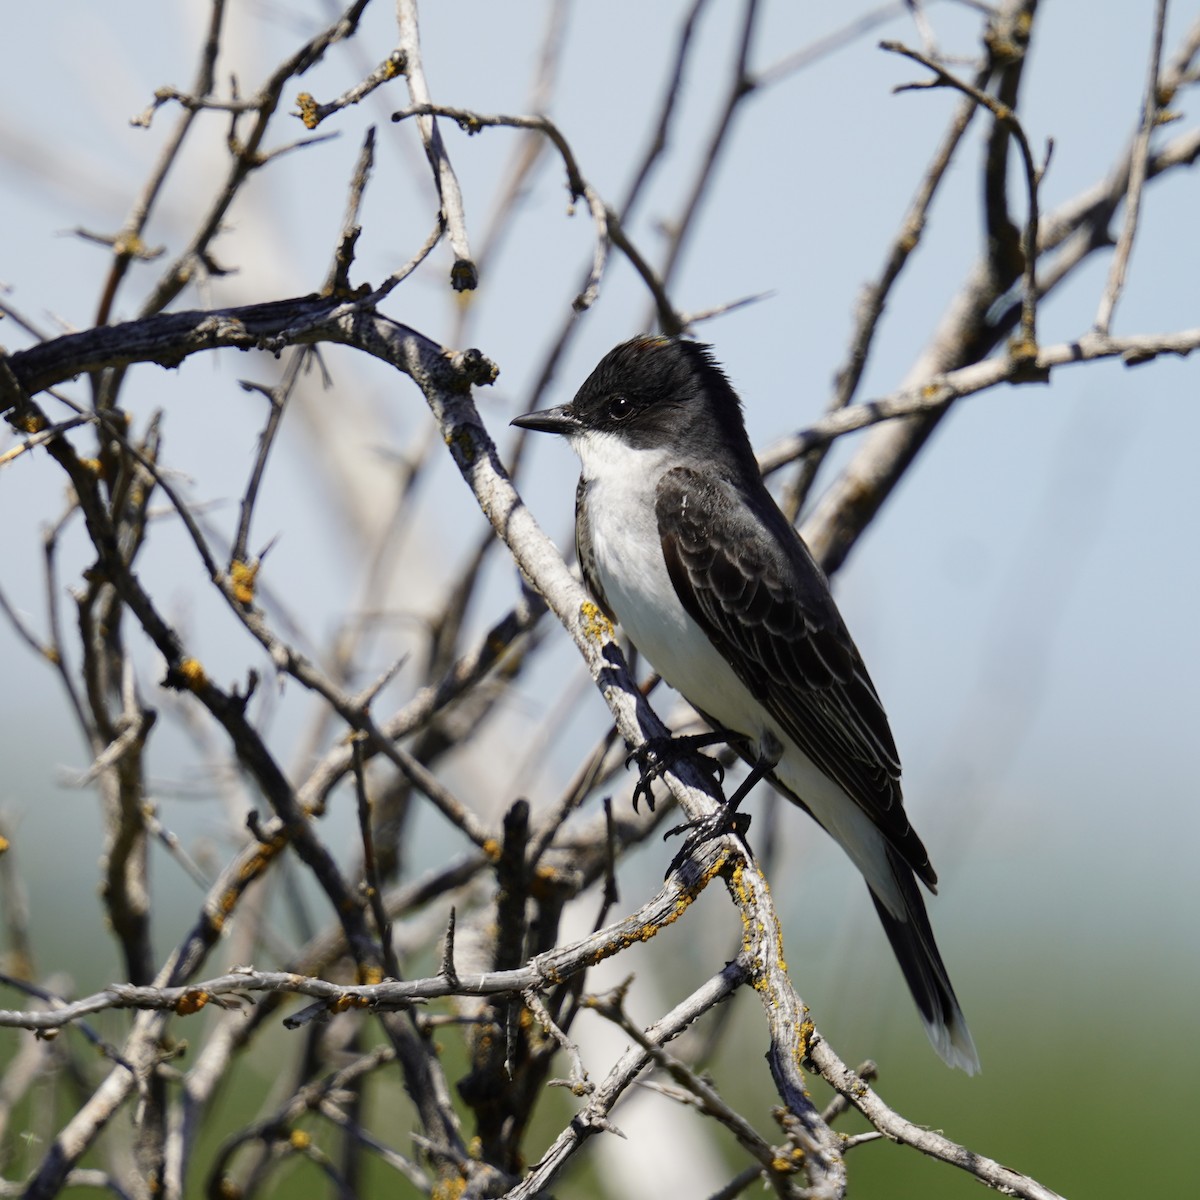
left=576, top=430, right=769, bottom=743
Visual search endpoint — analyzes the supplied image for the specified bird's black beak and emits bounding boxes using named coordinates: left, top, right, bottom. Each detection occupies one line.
left=510, top=404, right=580, bottom=436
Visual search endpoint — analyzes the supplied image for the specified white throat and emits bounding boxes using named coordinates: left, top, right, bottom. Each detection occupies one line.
left=572, top=428, right=673, bottom=486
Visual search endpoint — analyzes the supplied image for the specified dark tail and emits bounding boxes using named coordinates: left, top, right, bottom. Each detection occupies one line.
left=869, top=848, right=979, bottom=1074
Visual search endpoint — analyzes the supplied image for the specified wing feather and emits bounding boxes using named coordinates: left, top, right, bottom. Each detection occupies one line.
left=656, top=466, right=935, bottom=885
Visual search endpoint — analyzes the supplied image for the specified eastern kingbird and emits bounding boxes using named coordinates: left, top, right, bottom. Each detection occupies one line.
left=512, top=336, right=978, bottom=1073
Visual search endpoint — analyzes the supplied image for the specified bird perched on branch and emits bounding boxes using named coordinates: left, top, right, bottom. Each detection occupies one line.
left=513, top=336, right=978, bottom=1072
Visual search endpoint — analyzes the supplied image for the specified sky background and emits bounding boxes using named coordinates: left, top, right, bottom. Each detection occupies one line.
left=1, top=2, right=1198, bottom=1197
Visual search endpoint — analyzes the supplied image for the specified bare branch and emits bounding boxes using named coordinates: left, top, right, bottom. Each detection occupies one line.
left=885, top=36, right=1047, bottom=356
left=394, top=0, right=477, bottom=290
left=295, top=50, right=408, bottom=131
left=0, top=846, right=724, bottom=1033
left=503, top=964, right=749, bottom=1199
left=761, top=324, right=1200, bottom=473
left=1094, top=0, right=1169, bottom=333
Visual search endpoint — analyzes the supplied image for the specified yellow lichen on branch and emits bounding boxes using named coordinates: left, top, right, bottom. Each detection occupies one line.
left=175, top=657, right=208, bottom=692
left=294, top=92, right=320, bottom=130
left=229, top=558, right=259, bottom=606
left=579, top=600, right=614, bottom=642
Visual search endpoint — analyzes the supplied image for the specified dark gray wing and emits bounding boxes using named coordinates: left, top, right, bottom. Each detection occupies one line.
left=656, top=465, right=935, bottom=887
left=575, top=476, right=614, bottom=618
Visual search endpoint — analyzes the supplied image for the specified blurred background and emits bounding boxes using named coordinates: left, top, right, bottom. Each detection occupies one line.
left=1, top=1, right=1198, bottom=1196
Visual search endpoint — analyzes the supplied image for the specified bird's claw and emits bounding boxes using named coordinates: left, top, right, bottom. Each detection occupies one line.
left=626, top=735, right=725, bottom=813
left=663, top=808, right=752, bottom=876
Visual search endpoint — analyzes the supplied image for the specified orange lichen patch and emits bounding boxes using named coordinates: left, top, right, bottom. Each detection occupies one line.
left=358, top=964, right=385, bottom=987
left=235, top=850, right=275, bottom=891
left=431, top=1176, right=467, bottom=1200
left=248, top=831, right=288, bottom=862
left=175, top=657, right=208, bottom=692
left=288, top=1129, right=311, bottom=1151
left=229, top=558, right=259, bottom=606
left=1009, top=336, right=1039, bottom=363
left=15, top=413, right=45, bottom=435
left=211, top=835, right=287, bottom=923
left=175, top=989, right=210, bottom=1016
left=583, top=893, right=708, bottom=969
left=528, top=863, right=568, bottom=901
left=0, top=835, right=9, bottom=854
left=295, top=92, right=320, bottom=130
left=771, top=1149, right=805, bottom=1174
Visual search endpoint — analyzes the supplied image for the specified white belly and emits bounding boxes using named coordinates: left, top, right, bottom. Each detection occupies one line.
left=593, top=504, right=767, bottom=741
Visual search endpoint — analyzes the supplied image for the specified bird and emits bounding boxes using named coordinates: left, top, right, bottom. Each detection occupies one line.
left=511, top=335, right=978, bottom=1073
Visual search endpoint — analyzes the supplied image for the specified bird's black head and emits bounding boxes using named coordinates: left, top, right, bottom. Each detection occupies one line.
left=513, top=337, right=757, bottom=472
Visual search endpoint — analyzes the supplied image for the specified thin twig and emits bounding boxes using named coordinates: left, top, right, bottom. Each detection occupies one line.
left=652, top=0, right=762, bottom=306
left=1094, top=0, right=1169, bottom=334
left=503, top=964, right=749, bottom=1199
left=229, top=351, right=309, bottom=574
left=885, top=37, right=1047, bottom=354
left=0, top=857, right=730, bottom=1032
left=394, top=0, right=477, bottom=290
left=783, top=80, right=982, bottom=518
left=352, top=739, right=399, bottom=978
left=295, top=50, right=408, bottom=130
left=390, top=100, right=684, bottom=323
left=325, top=124, right=378, bottom=296
left=98, top=0, right=229, bottom=327
left=525, top=989, right=591, bottom=1097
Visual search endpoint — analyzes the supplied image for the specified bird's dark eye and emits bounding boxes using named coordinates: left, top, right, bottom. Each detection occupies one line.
left=607, top=394, right=632, bottom=421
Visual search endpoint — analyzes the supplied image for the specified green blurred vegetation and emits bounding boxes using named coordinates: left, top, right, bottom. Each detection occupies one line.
left=5, top=915, right=1195, bottom=1197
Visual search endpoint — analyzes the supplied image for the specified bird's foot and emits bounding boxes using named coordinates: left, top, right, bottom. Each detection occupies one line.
left=663, top=804, right=752, bottom=875
left=626, top=733, right=726, bottom=813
